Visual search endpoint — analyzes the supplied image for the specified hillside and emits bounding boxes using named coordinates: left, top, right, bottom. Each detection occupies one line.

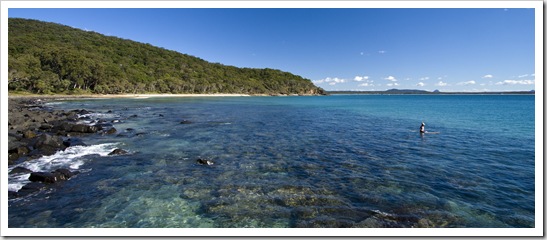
left=8, top=18, right=325, bottom=95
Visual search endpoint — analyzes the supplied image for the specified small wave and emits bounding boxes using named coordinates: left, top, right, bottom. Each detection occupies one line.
left=79, top=113, right=120, bottom=119
left=8, top=143, right=120, bottom=192
left=44, top=102, right=63, bottom=106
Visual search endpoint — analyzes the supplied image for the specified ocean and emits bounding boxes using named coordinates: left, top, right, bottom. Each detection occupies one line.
left=7, top=94, right=535, bottom=228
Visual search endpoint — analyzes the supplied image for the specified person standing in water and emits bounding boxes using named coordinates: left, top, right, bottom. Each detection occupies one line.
left=420, top=122, right=425, bottom=134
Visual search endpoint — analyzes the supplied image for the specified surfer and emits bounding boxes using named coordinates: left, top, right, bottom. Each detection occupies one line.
left=420, top=122, right=425, bottom=134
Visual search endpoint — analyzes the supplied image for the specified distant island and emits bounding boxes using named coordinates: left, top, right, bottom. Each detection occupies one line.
left=8, top=18, right=325, bottom=96
left=328, top=89, right=535, bottom=95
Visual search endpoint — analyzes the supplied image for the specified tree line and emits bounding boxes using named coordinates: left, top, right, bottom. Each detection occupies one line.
left=8, top=18, right=325, bottom=95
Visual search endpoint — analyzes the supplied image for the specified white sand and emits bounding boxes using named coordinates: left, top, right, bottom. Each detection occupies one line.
left=9, top=93, right=253, bottom=99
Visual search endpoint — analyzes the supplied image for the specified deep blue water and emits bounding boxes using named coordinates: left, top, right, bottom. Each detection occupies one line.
left=8, top=95, right=535, bottom=228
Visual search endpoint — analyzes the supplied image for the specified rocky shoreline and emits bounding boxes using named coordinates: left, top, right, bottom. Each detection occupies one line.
left=7, top=97, right=125, bottom=199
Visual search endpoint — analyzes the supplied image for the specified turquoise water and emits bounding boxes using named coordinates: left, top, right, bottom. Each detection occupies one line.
left=8, top=95, right=535, bottom=228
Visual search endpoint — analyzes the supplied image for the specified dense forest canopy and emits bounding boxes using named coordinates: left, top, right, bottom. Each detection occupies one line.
left=8, top=18, right=325, bottom=95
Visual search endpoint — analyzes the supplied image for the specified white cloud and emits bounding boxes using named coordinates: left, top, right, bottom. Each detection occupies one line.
left=457, top=80, right=476, bottom=85
left=378, top=50, right=386, bottom=54
left=358, top=82, right=374, bottom=87
left=495, top=79, right=535, bottom=85
left=314, top=77, right=347, bottom=86
left=386, top=83, right=400, bottom=87
left=417, top=82, right=425, bottom=87
left=384, top=76, right=397, bottom=82
left=353, top=76, right=369, bottom=81
left=420, top=77, right=429, bottom=81
left=482, top=74, right=493, bottom=79
left=313, top=79, right=324, bottom=84
left=436, top=81, right=448, bottom=87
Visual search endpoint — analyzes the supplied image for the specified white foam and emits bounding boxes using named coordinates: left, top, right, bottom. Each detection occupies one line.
left=44, top=102, right=63, bottom=106
left=8, top=174, right=31, bottom=192
left=79, top=113, right=120, bottom=120
left=8, top=143, right=120, bottom=192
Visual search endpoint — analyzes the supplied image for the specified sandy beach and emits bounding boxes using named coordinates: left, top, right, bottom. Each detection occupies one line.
left=8, top=93, right=253, bottom=100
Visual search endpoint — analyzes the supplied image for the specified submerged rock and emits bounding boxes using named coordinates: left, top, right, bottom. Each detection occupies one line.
left=53, top=168, right=79, bottom=179
left=16, top=182, right=48, bottom=197
left=28, top=168, right=78, bottom=184
left=104, top=127, right=117, bottom=135
left=9, top=167, right=32, bottom=175
left=63, top=138, right=87, bottom=148
left=29, top=172, right=61, bottom=183
left=108, top=148, right=128, bottom=155
left=180, top=120, right=193, bottom=124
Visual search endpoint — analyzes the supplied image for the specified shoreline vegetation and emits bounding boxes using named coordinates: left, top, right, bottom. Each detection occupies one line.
left=8, top=18, right=325, bottom=96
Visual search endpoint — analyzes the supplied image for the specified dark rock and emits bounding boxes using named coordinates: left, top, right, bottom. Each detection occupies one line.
left=105, top=127, right=117, bottom=134
left=9, top=142, right=30, bottom=157
left=53, top=168, right=78, bottom=179
left=65, top=112, right=79, bottom=121
left=71, top=124, right=100, bottom=133
left=28, top=169, right=76, bottom=183
left=29, top=172, right=59, bottom=183
left=32, top=133, right=64, bottom=150
left=8, top=132, right=22, bottom=141
left=108, top=148, right=128, bottom=155
left=197, top=158, right=214, bottom=165
left=70, top=124, right=88, bottom=133
left=180, top=120, right=193, bottom=124
left=76, top=109, right=91, bottom=115
left=37, top=147, right=60, bottom=157
left=86, top=125, right=100, bottom=133
left=126, top=128, right=135, bottom=131
left=8, top=153, right=19, bottom=165
left=63, top=138, right=87, bottom=148
left=130, top=114, right=138, bottom=118
left=57, top=122, right=75, bottom=131
left=9, top=166, right=32, bottom=174
left=39, top=123, right=54, bottom=130
left=23, top=130, right=37, bottom=139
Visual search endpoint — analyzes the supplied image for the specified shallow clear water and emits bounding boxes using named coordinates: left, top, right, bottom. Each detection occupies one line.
left=8, top=95, right=535, bottom=228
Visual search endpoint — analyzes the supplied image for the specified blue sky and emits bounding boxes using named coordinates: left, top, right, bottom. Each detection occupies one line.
left=8, top=7, right=537, bottom=92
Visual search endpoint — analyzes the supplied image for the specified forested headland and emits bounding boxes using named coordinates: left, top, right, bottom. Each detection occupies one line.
left=8, top=18, right=325, bottom=95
